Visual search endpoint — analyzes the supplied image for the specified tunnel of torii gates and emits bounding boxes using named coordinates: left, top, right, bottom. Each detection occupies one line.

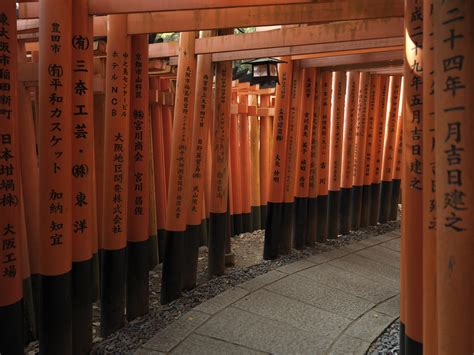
left=0, top=0, right=472, bottom=354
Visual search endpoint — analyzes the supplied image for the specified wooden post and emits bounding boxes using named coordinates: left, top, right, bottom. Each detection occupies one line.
left=0, top=2, right=24, bottom=352
left=259, top=94, right=271, bottom=226
left=126, top=34, right=150, bottom=320
left=230, top=91, right=243, bottom=235
left=327, top=71, right=346, bottom=239
left=340, top=71, right=360, bottom=234
left=434, top=1, right=473, bottom=353
left=71, top=0, right=94, bottom=351
left=316, top=71, right=332, bottom=242
left=208, top=56, right=232, bottom=276
left=281, top=62, right=301, bottom=253
left=239, top=94, right=253, bottom=233
left=160, top=78, right=173, bottom=192
left=294, top=67, right=315, bottom=248
left=101, top=14, right=131, bottom=336
left=147, top=122, right=159, bottom=270
left=403, top=0, right=424, bottom=351
left=161, top=31, right=197, bottom=302
left=389, top=82, right=404, bottom=221
left=182, top=30, right=214, bottom=290
left=263, top=57, right=292, bottom=260
left=150, top=77, right=167, bottom=264
left=380, top=76, right=402, bottom=223
left=369, top=75, right=389, bottom=225
left=307, top=74, right=322, bottom=246
left=39, top=0, right=73, bottom=352
left=351, top=72, right=370, bottom=230
left=249, top=94, right=261, bottom=230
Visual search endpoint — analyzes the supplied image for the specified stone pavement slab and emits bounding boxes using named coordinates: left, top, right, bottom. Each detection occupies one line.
left=239, top=270, right=287, bottom=291
left=329, top=334, right=371, bottom=355
left=276, top=259, right=315, bottom=274
left=194, top=286, right=249, bottom=315
left=170, top=334, right=266, bottom=355
left=374, top=295, right=400, bottom=318
left=379, top=238, right=401, bottom=252
left=306, top=248, right=349, bottom=264
left=344, top=310, right=396, bottom=343
left=356, top=245, right=400, bottom=269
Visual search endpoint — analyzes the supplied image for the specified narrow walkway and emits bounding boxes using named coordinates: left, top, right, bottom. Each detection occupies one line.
left=136, top=231, right=400, bottom=355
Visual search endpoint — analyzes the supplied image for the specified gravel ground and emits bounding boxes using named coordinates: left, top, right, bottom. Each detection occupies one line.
left=367, top=319, right=400, bottom=354
left=26, top=218, right=400, bottom=354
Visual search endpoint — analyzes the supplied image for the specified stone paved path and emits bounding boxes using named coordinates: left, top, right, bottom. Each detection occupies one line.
left=136, top=230, right=400, bottom=355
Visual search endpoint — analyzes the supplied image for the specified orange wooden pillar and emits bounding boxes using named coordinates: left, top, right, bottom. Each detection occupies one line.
left=351, top=72, right=370, bottom=230
left=100, top=14, right=131, bottom=336
left=380, top=76, right=402, bottom=223
left=389, top=81, right=404, bottom=221
left=327, top=71, right=346, bottom=239
left=340, top=71, right=360, bottom=234
left=294, top=67, right=316, bottom=248
left=239, top=94, right=253, bottom=232
left=39, top=0, right=73, bottom=352
left=259, top=95, right=271, bottom=226
left=147, top=120, right=159, bottom=270
left=150, top=77, right=167, bottom=264
left=421, top=1, right=436, bottom=352
left=316, top=71, right=333, bottom=242
left=182, top=30, right=214, bottom=289
left=369, top=75, right=389, bottom=225
left=263, top=57, right=292, bottom=259
left=230, top=91, right=243, bottom=235
left=280, top=62, right=301, bottom=253
left=360, top=74, right=378, bottom=227
left=208, top=58, right=232, bottom=276
left=434, top=1, right=473, bottom=353
left=126, top=34, right=150, bottom=320
left=161, top=32, right=197, bottom=302
left=71, top=0, right=94, bottom=351
left=307, top=74, right=322, bottom=245
left=160, top=78, right=173, bottom=191
left=249, top=94, right=261, bottom=230
left=402, top=0, right=424, bottom=351
left=0, top=3, right=24, bottom=352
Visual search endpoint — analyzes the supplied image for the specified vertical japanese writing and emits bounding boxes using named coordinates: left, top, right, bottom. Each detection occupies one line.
left=353, top=73, right=370, bottom=187
left=372, top=76, right=389, bottom=184
left=328, top=71, right=345, bottom=191
left=308, top=74, right=321, bottom=197
left=317, top=71, right=332, bottom=196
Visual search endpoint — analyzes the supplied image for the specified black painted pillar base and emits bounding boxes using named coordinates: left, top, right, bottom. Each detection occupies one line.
left=242, top=212, right=252, bottom=233
left=389, top=179, right=401, bottom=221
left=0, top=299, right=24, bottom=355
left=260, top=204, right=267, bottom=229
left=148, top=233, right=159, bottom=270
left=23, top=277, right=36, bottom=343
left=339, top=188, right=352, bottom=235
left=100, top=248, right=126, bottom=336
left=72, top=259, right=92, bottom=354
left=400, top=321, right=406, bottom=355
left=181, top=224, right=200, bottom=290
left=208, top=212, right=228, bottom=277
left=263, top=202, right=282, bottom=260
left=360, top=185, right=371, bottom=228
left=199, top=218, right=208, bottom=246
left=40, top=273, right=72, bottom=354
left=293, top=197, right=308, bottom=250
left=126, top=241, right=150, bottom=321
left=351, top=185, right=363, bottom=230
left=251, top=205, right=261, bottom=231
left=157, top=229, right=166, bottom=265
left=316, top=194, right=328, bottom=242
left=91, top=253, right=100, bottom=302
left=306, top=197, right=318, bottom=246
left=232, top=214, right=243, bottom=236
left=406, top=335, right=423, bottom=355
left=369, top=183, right=381, bottom=226
left=279, top=202, right=294, bottom=254
left=328, top=190, right=341, bottom=239
left=160, top=231, right=184, bottom=304
left=379, top=180, right=393, bottom=224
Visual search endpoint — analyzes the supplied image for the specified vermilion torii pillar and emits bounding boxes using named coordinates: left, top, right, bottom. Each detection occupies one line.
left=101, top=14, right=131, bottom=336
left=327, top=71, right=346, bottom=239
left=316, top=71, right=332, bottom=242
left=259, top=94, right=272, bottom=226
left=71, top=0, right=94, bottom=351
left=239, top=94, right=253, bottom=233
left=340, top=71, right=360, bottom=234
left=249, top=94, right=261, bottom=230
left=434, top=1, right=473, bottom=353
left=403, top=0, right=424, bottom=352
left=208, top=57, right=232, bottom=276
left=264, top=57, right=292, bottom=260
left=229, top=91, right=243, bottom=236
left=0, top=2, right=24, bottom=353
left=127, top=34, right=150, bottom=320
left=161, top=31, right=197, bottom=302
left=39, top=0, right=73, bottom=352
